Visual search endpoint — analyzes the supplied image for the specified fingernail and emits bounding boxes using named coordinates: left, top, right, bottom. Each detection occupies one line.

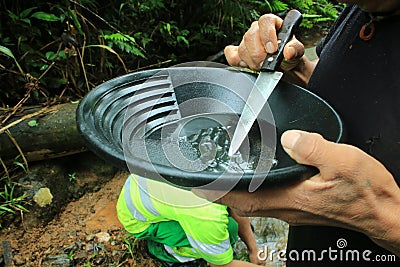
left=265, top=41, right=275, bottom=54
left=281, top=131, right=301, bottom=150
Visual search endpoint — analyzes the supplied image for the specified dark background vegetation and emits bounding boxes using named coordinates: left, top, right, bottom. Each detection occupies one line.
left=0, top=0, right=343, bottom=226
left=0, top=0, right=343, bottom=106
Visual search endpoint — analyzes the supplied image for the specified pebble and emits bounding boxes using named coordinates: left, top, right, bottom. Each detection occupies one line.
left=86, top=234, right=95, bottom=242
left=41, top=254, right=71, bottom=267
left=95, top=232, right=111, bottom=243
left=74, top=251, right=88, bottom=260
left=85, top=244, right=94, bottom=251
left=13, top=254, right=26, bottom=266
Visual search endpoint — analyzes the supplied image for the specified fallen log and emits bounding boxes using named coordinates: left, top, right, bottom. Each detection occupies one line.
left=0, top=102, right=88, bottom=163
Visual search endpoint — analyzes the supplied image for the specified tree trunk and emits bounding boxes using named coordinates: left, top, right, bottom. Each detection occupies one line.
left=0, top=102, right=88, bottom=163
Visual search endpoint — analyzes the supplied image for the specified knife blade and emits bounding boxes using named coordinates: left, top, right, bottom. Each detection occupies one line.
left=228, top=9, right=302, bottom=156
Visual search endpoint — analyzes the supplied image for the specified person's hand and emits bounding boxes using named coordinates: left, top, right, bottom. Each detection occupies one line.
left=249, top=249, right=265, bottom=265
left=225, top=13, right=305, bottom=71
left=194, top=130, right=400, bottom=256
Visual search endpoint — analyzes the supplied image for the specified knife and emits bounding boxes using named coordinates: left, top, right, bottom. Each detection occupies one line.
left=228, top=9, right=302, bottom=156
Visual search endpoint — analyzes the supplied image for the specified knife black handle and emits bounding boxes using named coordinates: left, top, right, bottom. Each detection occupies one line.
left=260, top=9, right=302, bottom=72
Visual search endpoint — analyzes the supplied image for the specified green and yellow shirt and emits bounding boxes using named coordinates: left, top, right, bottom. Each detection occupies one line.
left=117, top=174, right=236, bottom=265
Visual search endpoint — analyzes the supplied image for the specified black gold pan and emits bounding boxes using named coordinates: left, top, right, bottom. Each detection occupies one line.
left=76, top=66, right=344, bottom=190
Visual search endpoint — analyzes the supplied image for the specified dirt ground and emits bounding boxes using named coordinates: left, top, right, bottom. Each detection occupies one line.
left=0, top=166, right=286, bottom=267
left=0, top=171, right=160, bottom=267
left=0, top=148, right=292, bottom=267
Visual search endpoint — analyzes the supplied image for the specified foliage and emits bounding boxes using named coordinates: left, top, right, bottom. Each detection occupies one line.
left=0, top=0, right=343, bottom=108
left=101, top=32, right=145, bottom=57
left=284, top=0, right=343, bottom=28
left=0, top=45, right=24, bottom=74
left=68, top=172, right=77, bottom=182
left=0, top=177, right=29, bottom=228
left=0, top=182, right=28, bottom=217
left=122, top=236, right=137, bottom=260
left=0, top=155, right=30, bottom=228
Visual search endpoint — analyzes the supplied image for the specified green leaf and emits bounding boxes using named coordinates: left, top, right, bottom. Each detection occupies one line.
left=45, top=51, right=56, bottom=61
left=20, top=7, right=37, bottom=19
left=58, top=50, right=67, bottom=60
left=119, top=3, right=126, bottom=14
left=0, top=205, right=15, bottom=214
left=31, top=11, right=60, bottom=22
left=40, top=64, right=49, bottom=71
left=7, top=11, right=18, bottom=20
left=0, top=45, right=15, bottom=58
left=166, top=23, right=171, bottom=35
left=27, top=120, right=38, bottom=127
left=0, top=45, right=24, bottom=74
left=20, top=18, right=31, bottom=25
left=87, top=44, right=118, bottom=55
left=68, top=8, right=83, bottom=35
left=13, top=161, right=26, bottom=172
left=85, top=44, right=129, bottom=71
left=9, top=184, right=15, bottom=200
left=58, top=78, right=67, bottom=85
left=177, top=36, right=189, bottom=47
left=101, top=33, right=146, bottom=58
left=14, top=203, right=29, bottom=212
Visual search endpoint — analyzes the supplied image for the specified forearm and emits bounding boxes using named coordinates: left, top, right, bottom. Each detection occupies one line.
left=229, top=210, right=258, bottom=253
left=236, top=217, right=259, bottom=254
left=365, top=181, right=400, bottom=257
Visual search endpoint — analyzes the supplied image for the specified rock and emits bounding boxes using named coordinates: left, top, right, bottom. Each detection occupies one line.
left=86, top=234, right=95, bottom=242
left=33, top=187, right=53, bottom=207
left=2, top=240, right=13, bottom=267
left=85, top=244, right=94, bottom=252
left=95, top=232, right=111, bottom=243
left=73, top=251, right=88, bottom=260
left=13, top=254, right=26, bottom=266
left=41, top=254, right=71, bottom=267
left=233, top=217, right=288, bottom=260
left=249, top=217, right=288, bottom=242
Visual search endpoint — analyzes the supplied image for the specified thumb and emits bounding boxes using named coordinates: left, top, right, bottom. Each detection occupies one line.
left=280, top=37, right=304, bottom=71
left=280, top=130, right=333, bottom=168
left=283, top=36, right=304, bottom=60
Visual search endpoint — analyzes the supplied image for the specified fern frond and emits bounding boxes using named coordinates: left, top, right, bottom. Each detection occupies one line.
left=101, top=33, right=145, bottom=58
